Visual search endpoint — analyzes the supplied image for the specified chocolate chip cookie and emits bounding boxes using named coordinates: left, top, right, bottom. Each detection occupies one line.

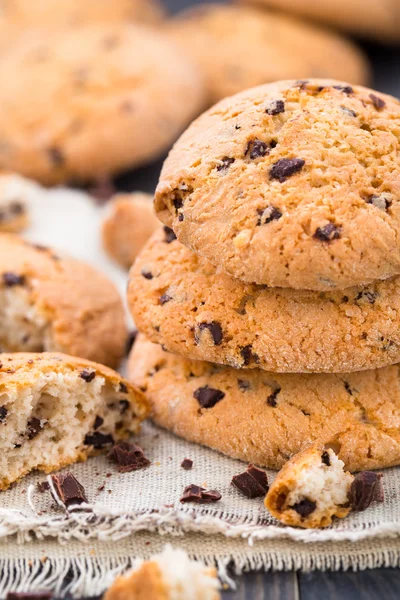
left=155, top=79, right=400, bottom=291
left=167, top=4, right=370, bottom=103
left=129, top=229, right=400, bottom=373
left=0, top=24, right=204, bottom=185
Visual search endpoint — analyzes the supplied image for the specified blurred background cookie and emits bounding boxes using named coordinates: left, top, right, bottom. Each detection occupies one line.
left=166, top=4, right=370, bottom=103
left=0, top=24, right=205, bottom=185
left=102, top=193, right=160, bottom=270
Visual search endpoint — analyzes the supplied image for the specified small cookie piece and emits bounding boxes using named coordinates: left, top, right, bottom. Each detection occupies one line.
left=129, top=230, right=400, bottom=373
left=237, top=0, right=400, bottom=43
left=128, top=336, right=400, bottom=472
left=265, top=445, right=353, bottom=528
left=0, top=352, right=148, bottom=490
left=167, top=4, right=369, bottom=103
left=0, top=0, right=165, bottom=29
left=104, top=545, right=220, bottom=600
left=102, top=193, right=160, bottom=269
left=0, top=234, right=127, bottom=368
left=155, top=80, right=400, bottom=291
left=0, top=25, right=204, bottom=185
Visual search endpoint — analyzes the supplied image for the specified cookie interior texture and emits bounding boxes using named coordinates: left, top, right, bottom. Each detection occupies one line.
left=155, top=79, right=400, bottom=291
left=265, top=446, right=353, bottom=528
left=0, top=353, right=148, bottom=490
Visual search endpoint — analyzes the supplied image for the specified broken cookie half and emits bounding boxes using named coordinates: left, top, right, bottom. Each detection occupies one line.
left=265, top=445, right=383, bottom=528
left=0, top=352, right=149, bottom=490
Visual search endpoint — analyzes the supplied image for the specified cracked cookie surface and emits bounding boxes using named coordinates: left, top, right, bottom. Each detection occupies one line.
left=129, top=229, right=400, bottom=373
left=155, top=79, right=400, bottom=291
left=128, top=336, right=400, bottom=472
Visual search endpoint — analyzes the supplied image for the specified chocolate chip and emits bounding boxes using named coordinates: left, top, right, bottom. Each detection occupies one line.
left=217, top=156, right=235, bottom=172
left=119, top=382, right=128, bottom=394
left=108, top=441, right=150, bottom=473
left=7, top=592, right=53, bottom=600
left=270, top=158, right=305, bottom=182
left=178, top=213, right=184, bottom=222
left=47, top=146, right=65, bottom=166
left=321, top=451, right=331, bottom=466
left=180, top=484, right=221, bottom=504
left=193, top=385, right=225, bottom=409
left=313, top=222, right=341, bottom=242
left=349, top=471, right=384, bottom=511
left=246, top=139, right=270, bottom=159
left=93, top=416, right=104, bottom=430
left=257, top=205, right=282, bottom=226
left=27, top=417, right=43, bottom=440
left=240, top=345, right=259, bottom=366
left=141, top=269, right=153, bottom=280
left=238, top=379, right=251, bottom=391
left=340, top=106, right=357, bottom=117
left=231, top=464, right=269, bottom=498
left=3, top=272, right=25, bottom=287
left=344, top=381, right=353, bottom=395
left=266, top=99, right=285, bottom=115
left=163, top=226, right=176, bottom=243
left=291, top=498, right=317, bottom=517
left=50, top=472, right=88, bottom=507
left=119, top=399, right=130, bottom=413
left=333, top=85, right=353, bottom=94
left=355, top=291, right=378, bottom=304
left=159, top=293, right=172, bottom=305
left=0, top=406, right=7, bottom=422
left=196, top=321, right=223, bottom=345
left=369, top=93, right=386, bottom=111
left=84, top=432, right=114, bottom=449
left=172, top=194, right=183, bottom=210
left=366, top=194, right=392, bottom=211
left=80, top=369, right=96, bottom=382
left=125, top=330, right=138, bottom=355
left=181, top=458, right=193, bottom=470
left=267, top=387, right=281, bottom=407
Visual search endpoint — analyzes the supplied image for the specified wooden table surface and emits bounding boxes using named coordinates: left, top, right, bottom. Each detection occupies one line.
left=122, top=1, right=400, bottom=597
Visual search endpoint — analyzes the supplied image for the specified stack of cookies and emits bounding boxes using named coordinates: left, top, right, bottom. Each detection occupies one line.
left=128, top=78, right=400, bottom=476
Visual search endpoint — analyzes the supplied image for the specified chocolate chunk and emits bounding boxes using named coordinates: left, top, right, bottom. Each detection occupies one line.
left=125, top=330, right=138, bottom=355
left=366, top=194, right=392, bottom=211
left=349, top=471, right=384, bottom=511
left=238, top=379, right=251, bottom=391
left=196, top=321, right=223, bottom=345
left=246, top=139, right=270, bottom=159
left=193, top=385, right=225, bottom=409
left=163, top=226, right=176, bottom=244
left=7, top=592, right=53, bottom=600
left=267, top=387, right=281, bottom=407
left=217, top=156, right=235, bottom=172
left=313, top=222, right=341, bottom=242
left=93, top=416, right=104, bottom=430
left=355, top=290, right=378, bottom=304
left=108, top=441, right=150, bottom=473
left=321, top=451, right=331, bottom=466
left=270, top=158, right=305, bottom=182
left=3, top=272, right=25, bottom=287
left=47, top=146, right=65, bottom=166
left=240, top=345, right=259, bottom=366
left=141, top=269, right=153, bottom=280
left=27, top=417, right=43, bottom=440
left=181, top=458, right=193, bottom=470
left=266, top=99, right=285, bottom=115
left=291, top=498, right=317, bottom=517
left=257, top=205, right=282, bottom=226
left=333, top=85, right=353, bottom=94
left=231, top=464, right=269, bottom=498
left=50, top=472, right=88, bottom=507
left=340, top=106, right=357, bottom=117
left=159, top=293, right=172, bottom=305
left=0, top=406, right=7, bottom=422
left=180, top=484, right=221, bottom=504
left=119, top=382, right=128, bottom=394
left=79, top=369, right=96, bottom=382
left=84, top=432, right=114, bottom=449
left=369, top=93, right=386, bottom=111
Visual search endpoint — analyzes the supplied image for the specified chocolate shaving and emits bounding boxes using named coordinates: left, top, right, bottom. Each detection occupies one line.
left=50, top=472, right=88, bottom=507
left=181, top=458, right=193, bottom=470
left=180, top=484, right=221, bottom=504
left=232, top=464, right=269, bottom=498
left=349, top=471, right=384, bottom=511
left=108, top=441, right=150, bottom=473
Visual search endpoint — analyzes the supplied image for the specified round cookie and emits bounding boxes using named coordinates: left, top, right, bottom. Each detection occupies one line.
left=102, top=193, right=160, bottom=270
left=0, top=234, right=127, bottom=368
left=0, top=0, right=165, bottom=28
left=129, top=335, right=400, bottom=472
left=129, top=229, right=400, bottom=374
left=155, top=80, right=400, bottom=291
left=236, top=0, right=400, bottom=44
left=166, top=4, right=370, bottom=104
left=0, top=24, right=205, bottom=185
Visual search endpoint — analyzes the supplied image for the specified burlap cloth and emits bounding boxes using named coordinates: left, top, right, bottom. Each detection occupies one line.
left=0, top=176, right=400, bottom=596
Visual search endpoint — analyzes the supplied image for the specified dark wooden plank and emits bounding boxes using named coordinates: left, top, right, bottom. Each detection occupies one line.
left=300, top=569, right=400, bottom=600
left=223, top=571, right=299, bottom=600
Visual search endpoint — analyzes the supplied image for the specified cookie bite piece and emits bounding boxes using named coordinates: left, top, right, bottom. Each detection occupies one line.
left=104, top=545, right=220, bottom=600
left=265, top=445, right=353, bottom=528
left=0, top=234, right=127, bottom=368
left=155, top=80, right=400, bottom=291
left=167, top=4, right=369, bottom=103
left=102, top=193, right=160, bottom=269
left=0, top=353, right=149, bottom=490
